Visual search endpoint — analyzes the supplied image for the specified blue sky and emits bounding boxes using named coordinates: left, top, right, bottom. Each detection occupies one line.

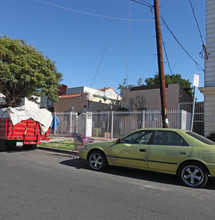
left=1, top=0, right=205, bottom=100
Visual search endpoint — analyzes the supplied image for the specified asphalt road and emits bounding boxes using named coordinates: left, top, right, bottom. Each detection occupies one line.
left=0, top=148, right=215, bottom=220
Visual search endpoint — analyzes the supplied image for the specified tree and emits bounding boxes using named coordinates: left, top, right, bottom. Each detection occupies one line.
left=119, top=74, right=193, bottom=97
left=0, top=36, right=63, bottom=107
left=118, top=78, right=134, bottom=95
left=137, top=78, right=143, bottom=86
left=145, top=74, right=193, bottom=96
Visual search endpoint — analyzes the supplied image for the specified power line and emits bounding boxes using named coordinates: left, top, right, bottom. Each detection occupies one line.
left=126, top=0, right=132, bottom=85
left=36, top=0, right=152, bottom=22
left=162, top=36, right=173, bottom=75
left=132, top=0, right=205, bottom=70
left=131, top=0, right=153, bottom=8
left=188, top=0, right=204, bottom=45
left=188, top=0, right=209, bottom=60
left=89, top=0, right=123, bottom=88
left=160, top=16, right=204, bottom=72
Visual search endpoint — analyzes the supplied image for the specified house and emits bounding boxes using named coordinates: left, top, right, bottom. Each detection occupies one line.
left=40, top=84, right=68, bottom=112
left=54, top=86, right=121, bottom=113
left=121, top=83, right=192, bottom=111
left=199, top=0, right=215, bottom=136
left=0, top=84, right=67, bottom=110
left=0, top=93, right=40, bottom=108
left=0, top=93, right=6, bottom=107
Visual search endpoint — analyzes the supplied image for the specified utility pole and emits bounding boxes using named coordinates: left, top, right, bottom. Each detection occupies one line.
left=154, top=0, right=168, bottom=128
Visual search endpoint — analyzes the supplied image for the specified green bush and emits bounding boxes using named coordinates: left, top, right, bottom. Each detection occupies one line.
left=207, top=132, right=215, bottom=142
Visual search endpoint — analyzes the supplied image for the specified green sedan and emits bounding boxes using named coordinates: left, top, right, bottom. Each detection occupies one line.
left=79, top=128, right=215, bottom=188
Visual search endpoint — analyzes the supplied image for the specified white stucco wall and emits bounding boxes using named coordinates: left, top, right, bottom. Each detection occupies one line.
left=20, top=97, right=41, bottom=108
left=205, top=0, right=215, bottom=87
left=199, top=0, right=215, bottom=136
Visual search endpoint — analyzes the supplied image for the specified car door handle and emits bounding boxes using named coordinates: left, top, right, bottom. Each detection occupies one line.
left=180, top=152, right=186, bottom=155
left=139, top=149, right=147, bottom=152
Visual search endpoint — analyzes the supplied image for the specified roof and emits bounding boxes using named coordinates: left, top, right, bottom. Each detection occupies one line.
left=58, top=84, right=68, bottom=96
left=130, top=84, right=168, bottom=91
left=60, top=93, right=83, bottom=98
left=97, top=87, right=118, bottom=94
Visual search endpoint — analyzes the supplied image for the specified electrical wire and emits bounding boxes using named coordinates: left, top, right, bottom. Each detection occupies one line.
left=36, top=0, right=152, bottom=22
left=133, top=0, right=205, bottom=71
left=89, top=0, right=123, bottom=88
left=188, top=0, right=204, bottom=45
left=131, top=0, right=152, bottom=8
left=188, top=0, right=209, bottom=60
left=160, top=16, right=204, bottom=72
left=162, top=36, right=173, bottom=75
left=126, top=0, right=132, bottom=85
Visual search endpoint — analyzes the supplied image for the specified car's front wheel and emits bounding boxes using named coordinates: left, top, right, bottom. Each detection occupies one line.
left=177, top=162, right=208, bottom=188
left=88, top=150, right=107, bottom=171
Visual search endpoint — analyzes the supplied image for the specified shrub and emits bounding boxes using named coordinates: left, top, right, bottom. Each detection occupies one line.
left=207, top=132, right=215, bottom=142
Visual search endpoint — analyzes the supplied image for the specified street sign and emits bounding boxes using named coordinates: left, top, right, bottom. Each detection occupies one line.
left=191, top=74, right=199, bottom=131
left=193, top=74, right=199, bottom=87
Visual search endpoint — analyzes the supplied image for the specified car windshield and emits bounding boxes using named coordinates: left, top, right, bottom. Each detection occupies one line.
left=186, top=131, right=215, bottom=145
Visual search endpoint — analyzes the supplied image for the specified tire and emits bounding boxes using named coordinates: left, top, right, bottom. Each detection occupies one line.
left=29, top=144, right=37, bottom=150
left=0, top=140, right=7, bottom=152
left=88, top=150, right=107, bottom=171
left=23, top=144, right=37, bottom=150
left=177, top=162, right=208, bottom=188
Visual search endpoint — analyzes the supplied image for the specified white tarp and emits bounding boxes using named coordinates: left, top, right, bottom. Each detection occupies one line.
left=0, top=106, right=52, bottom=134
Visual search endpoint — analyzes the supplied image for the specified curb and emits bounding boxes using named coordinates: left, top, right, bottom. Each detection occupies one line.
left=37, top=146, right=79, bottom=156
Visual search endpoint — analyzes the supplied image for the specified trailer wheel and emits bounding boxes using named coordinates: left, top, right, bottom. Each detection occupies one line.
left=23, top=144, right=37, bottom=150
left=30, top=144, right=37, bottom=150
left=0, top=140, right=7, bottom=152
left=6, top=141, right=16, bottom=152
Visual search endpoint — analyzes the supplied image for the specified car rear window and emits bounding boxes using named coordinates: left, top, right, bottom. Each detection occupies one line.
left=186, top=131, right=215, bottom=145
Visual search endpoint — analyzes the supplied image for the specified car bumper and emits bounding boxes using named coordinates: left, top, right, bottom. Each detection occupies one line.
left=207, top=164, right=215, bottom=177
left=79, top=149, right=88, bottom=160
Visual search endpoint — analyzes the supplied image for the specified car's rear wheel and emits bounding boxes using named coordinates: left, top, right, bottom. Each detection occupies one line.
left=88, top=150, right=107, bottom=171
left=178, top=162, right=208, bottom=188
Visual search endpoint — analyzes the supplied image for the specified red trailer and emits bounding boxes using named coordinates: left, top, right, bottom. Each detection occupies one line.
left=0, top=117, right=50, bottom=151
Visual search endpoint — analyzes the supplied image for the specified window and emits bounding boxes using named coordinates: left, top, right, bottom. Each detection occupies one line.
left=154, top=131, right=188, bottom=146
left=121, top=130, right=153, bottom=145
left=186, top=131, right=215, bottom=145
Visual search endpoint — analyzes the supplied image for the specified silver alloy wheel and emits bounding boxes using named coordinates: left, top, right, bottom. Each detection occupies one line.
left=89, top=153, right=104, bottom=170
left=181, top=165, right=204, bottom=187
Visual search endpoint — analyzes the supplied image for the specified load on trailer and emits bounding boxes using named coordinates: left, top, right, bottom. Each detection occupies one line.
left=0, top=106, right=52, bottom=151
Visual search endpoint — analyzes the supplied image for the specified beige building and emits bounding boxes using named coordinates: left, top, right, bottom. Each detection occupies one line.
left=54, top=86, right=121, bottom=113
left=199, top=0, right=215, bottom=136
left=121, top=83, right=192, bottom=111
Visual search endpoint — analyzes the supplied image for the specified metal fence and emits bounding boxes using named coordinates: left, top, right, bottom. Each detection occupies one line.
left=179, top=102, right=204, bottom=135
left=51, top=109, right=198, bottom=139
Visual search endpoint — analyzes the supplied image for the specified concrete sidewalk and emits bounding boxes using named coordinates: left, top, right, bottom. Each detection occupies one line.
left=37, top=145, right=78, bottom=156
left=38, top=136, right=114, bottom=155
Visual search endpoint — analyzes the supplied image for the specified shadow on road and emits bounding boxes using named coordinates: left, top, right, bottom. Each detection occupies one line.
left=60, top=158, right=215, bottom=190
left=2, top=146, right=34, bottom=153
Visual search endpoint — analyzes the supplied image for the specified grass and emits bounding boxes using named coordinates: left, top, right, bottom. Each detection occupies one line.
left=41, top=140, right=77, bottom=151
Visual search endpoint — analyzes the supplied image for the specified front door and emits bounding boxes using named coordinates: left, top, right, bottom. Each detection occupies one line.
left=108, top=130, right=154, bottom=169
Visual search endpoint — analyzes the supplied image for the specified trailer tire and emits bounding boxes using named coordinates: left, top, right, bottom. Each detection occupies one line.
left=0, top=140, right=7, bottom=152
left=30, top=144, right=37, bottom=150
left=23, top=144, right=37, bottom=150
left=6, top=141, right=16, bottom=152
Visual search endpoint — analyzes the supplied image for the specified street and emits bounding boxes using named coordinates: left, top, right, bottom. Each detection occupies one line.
left=0, top=149, right=215, bottom=220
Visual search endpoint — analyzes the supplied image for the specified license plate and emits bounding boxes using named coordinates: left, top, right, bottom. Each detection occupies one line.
left=16, top=142, right=24, bottom=147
